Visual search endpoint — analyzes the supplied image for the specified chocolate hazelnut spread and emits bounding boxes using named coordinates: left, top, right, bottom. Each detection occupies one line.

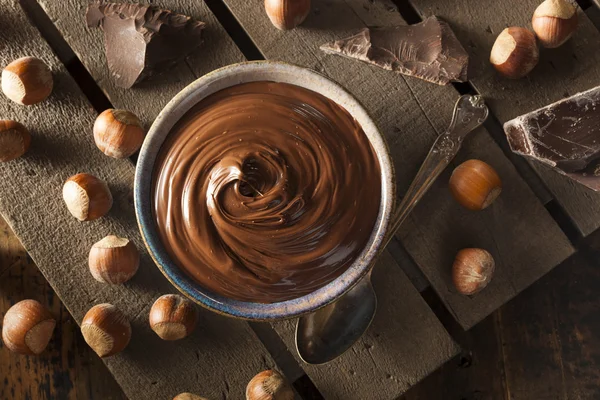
left=153, top=81, right=381, bottom=303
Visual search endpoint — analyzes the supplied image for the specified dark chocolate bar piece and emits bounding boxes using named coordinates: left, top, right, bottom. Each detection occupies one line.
left=87, top=3, right=205, bottom=88
left=320, top=16, right=469, bottom=85
left=504, top=86, right=600, bottom=191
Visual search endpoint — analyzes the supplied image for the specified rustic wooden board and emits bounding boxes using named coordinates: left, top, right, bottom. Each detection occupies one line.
left=409, top=0, right=600, bottom=236
left=221, top=0, right=574, bottom=331
left=404, top=230, right=600, bottom=399
left=35, top=0, right=246, bottom=125
left=36, top=1, right=464, bottom=398
left=271, top=252, right=459, bottom=399
left=0, top=1, right=278, bottom=399
left=0, top=217, right=127, bottom=400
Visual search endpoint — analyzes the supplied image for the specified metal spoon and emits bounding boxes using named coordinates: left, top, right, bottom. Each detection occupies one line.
left=296, top=94, right=489, bottom=364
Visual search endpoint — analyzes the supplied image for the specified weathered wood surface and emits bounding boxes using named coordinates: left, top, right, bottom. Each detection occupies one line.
left=272, top=252, right=459, bottom=399
left=7, top=220, right=600, bottom=400
left=403, top=228, right=600, bottom=399
left=36, top=0, right=246, bottom=125
left=0, top=217, right=127, bottom=400
left=221, top=0, right=574, bottom=331
left=36, top=0, right=462, bottom=398
left=0, top=1, right=278, bottom=399
left=409, top=0, right=600, bottom=237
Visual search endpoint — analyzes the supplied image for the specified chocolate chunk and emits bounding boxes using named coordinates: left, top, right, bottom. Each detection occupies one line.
left=320, top=16, right=469, bottom=85
left=504, top=86, right=600, bottom=191
left=87, top=3, right=205, bottom=88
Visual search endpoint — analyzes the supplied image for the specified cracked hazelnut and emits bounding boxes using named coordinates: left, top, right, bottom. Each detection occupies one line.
left=490, top=27, right=539, bottom=79
left=452, top=248, right=495, bottom=295
left=62, top=173, right=113, bottom=221
left=149, top=294, right=198, bottom=341
left=81, top=303, right=131, bottom=358
left=532, top=0, right=578, bottom=48
left=0, top=120, right=30, bottom=162
left=246, top=370, right=294, bottom=400
left=2, top=299, right=56, bottom=355
left=449, top=160, right=502, bottom=211
left=1, top=57, right=53, bottom=105
left=89, top=235, right=139, bottom=284
left=93, top=109, right=145, bottom=158
left=265, top=0, right=310, bottom=30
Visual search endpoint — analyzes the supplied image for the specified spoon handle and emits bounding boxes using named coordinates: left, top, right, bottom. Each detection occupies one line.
left=383, top=95, right=489, bottom=246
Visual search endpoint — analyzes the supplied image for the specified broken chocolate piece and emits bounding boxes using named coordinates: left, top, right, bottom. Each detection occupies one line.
left=87, top=3, right=205, bottom=88
left=320, top=16, right=469, bottom=85
left=504, top=86, right=600, bottom=191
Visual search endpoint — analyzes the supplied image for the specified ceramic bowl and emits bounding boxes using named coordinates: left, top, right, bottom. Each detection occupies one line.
left=134, top=61, right=395, bottom=320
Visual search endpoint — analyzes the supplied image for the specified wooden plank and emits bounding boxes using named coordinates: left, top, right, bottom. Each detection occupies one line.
left=0, top=217, right=127, bottom=400
left=221, top=0, right=574, bottom=331
left=0, top=1, right=278, bottom=399
left=37, top=0, right=461, bottom=398
left=35, top=0, right=246, bottom=125
left=272, top=252, right=459, bottom=399
left=408, top=0, right=600, bottom=236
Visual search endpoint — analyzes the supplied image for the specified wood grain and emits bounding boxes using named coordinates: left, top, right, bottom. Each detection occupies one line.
left=35, top=1, right=462, bottom=398
left=403, top=228, right=600, bottom=399
left=0, top=1, right=277, bottom=399
left=221, top=0, right=573, bottom=331
left=408, top=0, right=600, bottom=236
left=35, top=0, right=246, bottom=125
left=0, top=217, right=126, bottom=400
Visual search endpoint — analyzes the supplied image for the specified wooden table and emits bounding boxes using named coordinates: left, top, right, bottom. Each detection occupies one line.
left=1, top=0, right=599, bottom=398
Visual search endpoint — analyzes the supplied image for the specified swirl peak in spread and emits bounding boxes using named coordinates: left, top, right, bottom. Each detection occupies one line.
left=153, top=81, right=381, bottom=303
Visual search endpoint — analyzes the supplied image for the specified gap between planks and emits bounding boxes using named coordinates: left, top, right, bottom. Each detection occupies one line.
left=391, top=0, right=584, bottom=246
left=14, top=1, right=321, bottom=398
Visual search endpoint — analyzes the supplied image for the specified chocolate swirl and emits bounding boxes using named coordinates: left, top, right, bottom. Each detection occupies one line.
left=153, top=82, right=381, bottom=303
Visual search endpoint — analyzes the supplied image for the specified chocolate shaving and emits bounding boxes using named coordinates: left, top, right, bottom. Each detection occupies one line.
left=320, top=16, right=469, bottom=85
left=504, top=86, right=600, bottom=191
left=87, top=2, right=205, bottom=88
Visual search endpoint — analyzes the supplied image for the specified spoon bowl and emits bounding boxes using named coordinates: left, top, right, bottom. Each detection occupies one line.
left=296, top=276, right=376, bottom=364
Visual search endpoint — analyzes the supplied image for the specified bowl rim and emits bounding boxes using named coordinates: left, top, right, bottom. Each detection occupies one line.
left=134, top=60, right=395, bottom=321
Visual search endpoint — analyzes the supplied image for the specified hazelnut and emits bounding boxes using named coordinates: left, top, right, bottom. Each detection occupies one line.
left=490, top=27, right=539, bottom=79
left=265, top=0, right=310, bottom=30
left=246, top=370, right=294, bottom=400
left=173, top=394, right=209, bottom=400
left=89, top=235, right=140, bottom=284
left=452, top=248, right=495, bottom=295
left=1, top=57, right=53, bottom=105
left=1, top=299, right=56, bottom=355
left=93, top=109, right=145, bottom=158
left=449, top=159, right=502, bottom=211
left=0, top=120, right=31, bottom=162
left=532, top=0, right=578, bottom=48
left=62, top=173, right=113, bottom=221
left=149, top=294, right=198, bottom=341
left=81, top=303, right=131, bottom=358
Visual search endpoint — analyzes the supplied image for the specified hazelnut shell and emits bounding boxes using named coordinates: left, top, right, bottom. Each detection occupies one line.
left=490, top=27, right=539, bottom=79
left=1, top=56, right=53, bottom=105
left=89, top=235, right=140, bottom=284
left=0, top=120, right=31, bottom=162
left=93, top=109, right=145, bottom=159
left=149, top=294, right=198, bottom=341
left=62, top=173, right=113, bottom=221
left=1, top=299, right=56, bottom=355
left=173, top=394, right=209, bottom=400
left=246, top=370, right=294, bottom=400
left=532, top=0, right=578, bottom=48
left=265, top=0, right=310, bottom=30
left=449, top=159, right=502, bottom=211
left=81, top=303, right=131, bottom=358
left=452, top=248, right=495, bottom=295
